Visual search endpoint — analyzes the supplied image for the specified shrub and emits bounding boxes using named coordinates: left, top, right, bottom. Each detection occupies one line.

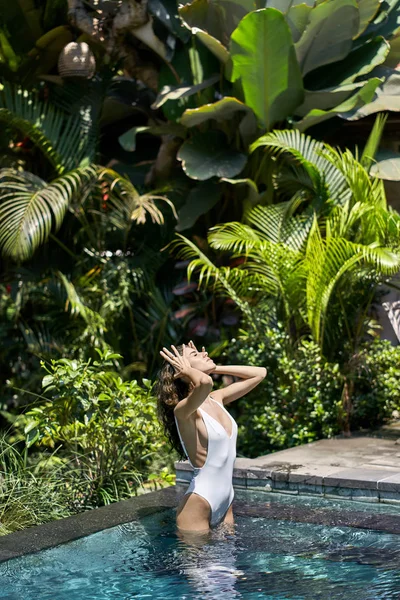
left=351, top=339, right=400, bottom=429
left=223, top=322, right=343, bottom=457
left=223, top=318, right=400, bottom=458
left=6, top=348, right=174, bottom=509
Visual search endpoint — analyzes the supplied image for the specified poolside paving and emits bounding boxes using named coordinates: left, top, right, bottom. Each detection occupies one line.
left=175, top=423, right=400, bottom=505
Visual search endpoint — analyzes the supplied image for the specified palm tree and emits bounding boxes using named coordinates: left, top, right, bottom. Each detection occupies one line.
left=172, top=127, right=400, bottom=357
left=0, top=82, right=176, bottom=262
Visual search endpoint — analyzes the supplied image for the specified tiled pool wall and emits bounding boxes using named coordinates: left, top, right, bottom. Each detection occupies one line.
left=175, top=461, right=400, bottom=505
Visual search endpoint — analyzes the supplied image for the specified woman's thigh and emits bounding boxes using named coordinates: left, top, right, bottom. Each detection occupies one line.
left=176, top=492, right=211, bottom=532
left=222, top=503, right=234, bottom=525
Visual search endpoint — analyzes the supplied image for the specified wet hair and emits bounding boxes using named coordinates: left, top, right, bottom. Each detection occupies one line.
left=154, top=344, right=189, bottom=460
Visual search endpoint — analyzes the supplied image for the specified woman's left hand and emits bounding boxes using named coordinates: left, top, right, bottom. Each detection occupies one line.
left=188, top=340, right=206, bottom=354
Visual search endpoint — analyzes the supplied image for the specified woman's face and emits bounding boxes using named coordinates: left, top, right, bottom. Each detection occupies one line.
left=183, top=345, right=216, bottom=374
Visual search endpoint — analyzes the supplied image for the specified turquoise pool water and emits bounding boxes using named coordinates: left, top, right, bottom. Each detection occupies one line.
left=1, top=490, right=399, bottom=599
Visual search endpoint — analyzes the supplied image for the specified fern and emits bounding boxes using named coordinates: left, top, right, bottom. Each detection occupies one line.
left=0, top=81, right=96, bottom=173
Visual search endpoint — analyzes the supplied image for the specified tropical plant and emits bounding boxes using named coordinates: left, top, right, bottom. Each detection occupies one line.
left=3, top=348, right=173, bottom=506
left=170, top=127, right=400, bottom=429
left=223, top=317, right=400, bottom=457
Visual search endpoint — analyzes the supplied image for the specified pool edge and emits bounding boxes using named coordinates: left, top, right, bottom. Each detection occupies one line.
left=0, top=486, right=179, bottom=563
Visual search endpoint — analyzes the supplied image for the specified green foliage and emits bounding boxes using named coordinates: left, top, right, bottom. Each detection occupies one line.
left=7, top=348, right=171, bottom=506
left=178, top=0, right=400, bottom=139
left=350, top=338, right=400, bottom=427
left=0, top=82, right=95, bottom=172
left=225, top=321, right=343, bottom=457
left=226, top=319, right=400, bottom=458
left=174, top=128, right=400, bottom=360
left=177, top=131, right=247, bottom=180
left=229, top=9, right=304, bottom=129
left=0, top=434, right=77, bottom=536
left=0, top=166, right=99, bottom=261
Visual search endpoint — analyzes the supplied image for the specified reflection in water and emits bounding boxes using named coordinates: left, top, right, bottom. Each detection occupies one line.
left=175, top=522, right=243, bottom=598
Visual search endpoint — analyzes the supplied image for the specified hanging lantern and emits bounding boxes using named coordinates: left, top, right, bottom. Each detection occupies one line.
left=58, top=42, right=96, bottom=79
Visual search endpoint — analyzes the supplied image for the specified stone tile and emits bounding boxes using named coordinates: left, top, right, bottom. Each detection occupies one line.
left=377, top=473, right=400, bottom=493
left=246, top=467, right=278, bottom=481
left=234, top=457, right=261, bottom=469
left=246, top=479, right=272, bottom=491
left=288, top=466, right=346, bottom=486
left=174, top=460, right=193, bottom=472
left=271, top=470, right=290, bottom=482
left=298, top=484, right=324, bottom=496
left=232, top=477, right=247, bottom=488
left=246, top=465, right=283, bottom=478
left=379, top=491, right=400, bottom=505
left=232, top=467, right=248, bottom=479
left=324, top=486, right=354, bottom=499
left=350, top=488, right=379, bottom=503
left=272, top=480, right=299, bottom=494
left=323, top=468, right=397, bottom=490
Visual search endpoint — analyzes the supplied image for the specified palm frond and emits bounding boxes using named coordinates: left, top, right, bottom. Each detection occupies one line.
left=361, top=113, right=388, bottom=171
left=307, top=217, right=400, bottom=343
left=170, top=234, right=256, bottom=323
left=244, top=200, right=312, bottom=251
left=0, top=166, right=98, bottom=261
left=208, top=222, right=264, bottom=254
left=250, top=129, right=347, bottom=203
left=57, top=271, right=107, bottom=341
left=0, top=81, right=96, bottom=173
left=99, top=168, right=177, bottom=226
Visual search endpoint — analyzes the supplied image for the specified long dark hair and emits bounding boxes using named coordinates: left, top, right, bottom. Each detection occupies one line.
left=154, top=344, right=189, bottom=460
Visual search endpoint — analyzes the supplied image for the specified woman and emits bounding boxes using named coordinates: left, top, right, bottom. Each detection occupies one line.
left=156, top=341, right=266, bottom=533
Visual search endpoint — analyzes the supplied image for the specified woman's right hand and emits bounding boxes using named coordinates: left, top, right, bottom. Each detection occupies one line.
left=160, top=344, right=192, bottom=380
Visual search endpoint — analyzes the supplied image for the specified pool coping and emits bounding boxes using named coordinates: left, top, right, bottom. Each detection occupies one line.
left=175, top=436, right=400, bottom=506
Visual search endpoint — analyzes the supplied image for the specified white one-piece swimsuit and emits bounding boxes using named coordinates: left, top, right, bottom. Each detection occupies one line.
left=174, top=395, right=238, bottom=528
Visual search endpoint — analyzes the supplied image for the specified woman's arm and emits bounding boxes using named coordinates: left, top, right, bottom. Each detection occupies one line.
left=160, top=344, right=213, bottom=418
left=211, top=365, right=267, bottom=405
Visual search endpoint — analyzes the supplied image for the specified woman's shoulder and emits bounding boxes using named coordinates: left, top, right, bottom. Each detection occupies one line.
left=174, top=399, right=198, bottom=422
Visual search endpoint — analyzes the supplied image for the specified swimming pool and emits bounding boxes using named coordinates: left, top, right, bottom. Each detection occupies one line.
left=1, top=488, right=399, bottom=599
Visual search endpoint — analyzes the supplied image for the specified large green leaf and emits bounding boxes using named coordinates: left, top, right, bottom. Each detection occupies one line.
left=305, top=37, right=390, bottom=89
left=221, top=177, right=259, bottom=206
left=148, top=0, right=190, bottom=42
left=370, top=150, right=400, bottom=180
left=178, top=0, right=254, bottom=47
left=118, top=124, right=186, bottom=152
left=340, top=66, right=400, bottom=119
left=176, top=181, right=221, bottom=231
left=295, top=77, right=382, bottom=131
left=180, top=96, right=252, bottom=127
left=265, top=0, right=314, bottom=11
left=294, top=82, right=366, bottom=116
left=229, top=9, right=304, bottom=130
left=152, top=74, right=220, bottom=109
left=355, top=0, right=380, bottom=38
left=177, top=131, right=247, bottom=180
left=384, top=34, right=400, bottom=68
left=287, top=4, right=313, bottom=42
left=368, top=0, right=400, bottom=41
left=0, top=166, right=98, bottom=261
left=295, top=0, right=359, bottom=76
left=190, top=28, right=230, bottom=63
